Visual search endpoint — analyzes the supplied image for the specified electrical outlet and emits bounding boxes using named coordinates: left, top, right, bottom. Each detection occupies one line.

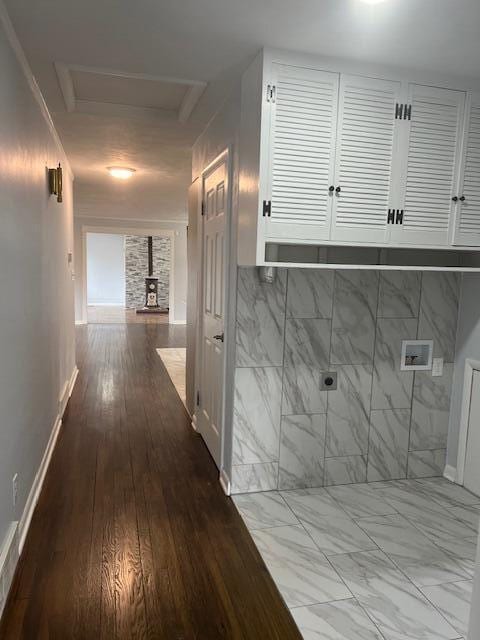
left=12, top=474, right=18, bottom=508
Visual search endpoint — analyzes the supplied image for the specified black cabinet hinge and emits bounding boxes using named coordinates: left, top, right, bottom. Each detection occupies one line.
left=266, top=84, right=276, bottom=103
left=387, top=208, right=404, bottom=224
left=196, top=391, right=200, bottom=406
left=262, top=200, right=272, bottom=217
left=395, top=103, right=412, bottom=120
left=201, top=201, right=205, bottom=216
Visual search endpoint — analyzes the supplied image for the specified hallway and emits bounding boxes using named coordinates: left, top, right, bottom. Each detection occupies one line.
left=0, top=324, right=300, bottom=640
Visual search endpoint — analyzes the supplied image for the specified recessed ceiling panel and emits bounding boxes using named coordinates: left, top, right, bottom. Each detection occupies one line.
left=71, top=69, right=189, bottom=111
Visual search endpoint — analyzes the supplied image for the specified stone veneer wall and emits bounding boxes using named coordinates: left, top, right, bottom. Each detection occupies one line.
left=230, top=268, right=460, bottom=494
left=125, top=236, right=171, bottom=309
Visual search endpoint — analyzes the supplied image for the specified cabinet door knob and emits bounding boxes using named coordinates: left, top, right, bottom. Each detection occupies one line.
left=335, top=186, right=341, bottom=193
left=328, top=185, right=335, bottom=192
left=460, top=196, right=466, bottom=202
left=452, top=196, right=458, bottom=202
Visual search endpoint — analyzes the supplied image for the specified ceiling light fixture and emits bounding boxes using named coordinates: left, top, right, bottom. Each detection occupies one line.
left=107, top=166, right=136, bottom=179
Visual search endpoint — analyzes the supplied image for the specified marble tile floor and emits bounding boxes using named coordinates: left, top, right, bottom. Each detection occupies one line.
left=233, top=478, right=480, bottom=640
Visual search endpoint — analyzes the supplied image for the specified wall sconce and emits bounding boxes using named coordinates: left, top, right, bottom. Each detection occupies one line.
left=48, top=163, right=63, bottom=203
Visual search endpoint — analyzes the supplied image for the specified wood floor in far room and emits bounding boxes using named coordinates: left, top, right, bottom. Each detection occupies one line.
left=0, top=322, right=301, bottom=640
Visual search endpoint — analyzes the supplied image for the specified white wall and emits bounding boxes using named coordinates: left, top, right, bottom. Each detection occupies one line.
left=0, top=4, right=75, bottom=555
left=86, top=233, right=125, bottom=305
left=447, top=274, right=480, bottom=470
left=74, top=217, right=187, bottom=324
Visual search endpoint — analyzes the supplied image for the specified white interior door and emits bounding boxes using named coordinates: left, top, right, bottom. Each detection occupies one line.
left=453, top=92, right=480, bottom=246
left=265, top=63, right=339, bottom=242
left=464, top=369, right=480, bottom=497
left=330, top=75, right=402, bottom=243
left=391, top=84, right=466, bottom=246
left=197, top=156, right=228, bottom=468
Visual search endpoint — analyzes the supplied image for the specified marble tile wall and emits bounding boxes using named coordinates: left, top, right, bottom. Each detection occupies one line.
left=230, top=268, right=460, bottom=494
left=125, top=235, right=171, bottom=309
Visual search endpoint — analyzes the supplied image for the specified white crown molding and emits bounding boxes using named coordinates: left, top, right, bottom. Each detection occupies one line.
left=74, top=214, right=188, bottom=226
left=54, top=61, right=207, bottom=123
left=0, top=2, right=73, bottom=179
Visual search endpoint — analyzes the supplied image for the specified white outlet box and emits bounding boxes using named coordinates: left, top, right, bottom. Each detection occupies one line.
left=432, top=357, right=444, bottom=377
left=12, top=474, right=18, bottom=508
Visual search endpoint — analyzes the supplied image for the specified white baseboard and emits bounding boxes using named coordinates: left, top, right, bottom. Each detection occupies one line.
left=0, top=522, right=18, bottom=618
left=59, top=366, right=79, bottom=417
left=191, top=413, right=198, bottom=431
left=444, top=464, right=457, bottom=483
left=219, top=468, right=231, bottom=496
left=75, top=320, right=87, bottom=326
left=17, top=365, right=78, bottom=554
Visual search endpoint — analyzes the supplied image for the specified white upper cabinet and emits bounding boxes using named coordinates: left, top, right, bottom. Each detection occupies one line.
left=454, top=93, right=480, bottom=246
left=391, top=84, right=466, bottom=246
left=330, top=75, right=402, bottom=243
left=264, top=64, right=339, bottom=242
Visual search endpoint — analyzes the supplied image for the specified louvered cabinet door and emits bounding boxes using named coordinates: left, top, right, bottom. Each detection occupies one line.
left=454, top=94, right=480, bottom=246
left=392, top=84, right=466, bottom=246
left=264, top=64, right=339, bottom=242
left=330, top=75, right=402, bottom=243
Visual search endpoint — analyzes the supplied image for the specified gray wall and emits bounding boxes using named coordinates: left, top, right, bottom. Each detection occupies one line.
left=0, top=13, right=75, bottom=545
left=125, top=235, right=170, bottom=309
left=447, top=274, right=480, bottom=470
left=230, top=268, right=459, bottom=494
left=87, top=233, right=125, bottom=305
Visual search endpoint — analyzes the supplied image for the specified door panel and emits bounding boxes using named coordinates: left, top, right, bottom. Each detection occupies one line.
left=198, top=159, right=227, bottom=468
left=265, top=64, right=339, bottom=242
left=454, top=93, right=480, bottom=246
left=392, top=84, right=465, bottom=246
left=331, top=75, right=402, bottom=243
left=464, top=369, right=480, bottom=497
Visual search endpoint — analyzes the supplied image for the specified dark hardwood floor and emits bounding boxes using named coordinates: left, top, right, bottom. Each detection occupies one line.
left=0, top=323, right=301, bottom=639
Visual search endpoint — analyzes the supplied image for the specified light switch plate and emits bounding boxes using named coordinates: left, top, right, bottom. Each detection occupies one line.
left=432, top=357, right=444, bottom=377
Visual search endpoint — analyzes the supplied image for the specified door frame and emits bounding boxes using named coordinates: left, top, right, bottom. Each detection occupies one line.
left=194, top=148, right=232, bottom=481
left=80, top=225, right=176, bottom=323
left=456, top=357, right=480, bottom=484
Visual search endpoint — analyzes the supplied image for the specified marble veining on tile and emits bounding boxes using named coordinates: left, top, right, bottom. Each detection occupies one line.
left=232, top=491, right=298, bottom=530
left=291, top=598, right=385, bottom=640
left=407, top=449, right=446, bottom=479
left=235, top=267, right=286, bottom=367
left=282, top=490, right=377, bottom=556
left=286, top=269, right=334, bottom=319
left=278, top=414, right=326, bottom=490
left=325, top=483, right=398, bottom=519
left=231, top=462, right=278, bottom=494
left=330, top=550, right=460, bottom=640
left=409, top=365, right=454, bottom=451
left=367, top=409, right=410, bottom=482
left=371, top=318, right=417, bottom=410
left=325, top=455, right=367, bottom=486
left=356, top=513, right=471, bottom=587
left=331, top=271, right=379, bottom=365
left=282, top=318, right=331, bottom=415
left=232, top=366, right=282, bottom=465
left=417, top=272, right=460, bottom=362
left=415, top=477, right=480, bottom=508
left=251, top=525, right=352, bottom=607
left=325, top=364, right=372, bottom=457
left=420, top=580, right=473, bottom=638
left=377, top=271, right=421, bottom=319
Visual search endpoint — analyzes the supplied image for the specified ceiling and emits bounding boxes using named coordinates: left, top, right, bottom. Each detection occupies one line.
left=5, top=0, right=480, bottom=222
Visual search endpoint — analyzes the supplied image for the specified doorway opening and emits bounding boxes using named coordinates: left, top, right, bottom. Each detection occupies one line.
left=85, top=231, right=171, bottom=324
